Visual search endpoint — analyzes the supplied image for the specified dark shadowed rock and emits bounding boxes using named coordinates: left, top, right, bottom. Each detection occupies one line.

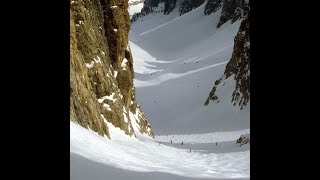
left=164, top=0, right=177, bottom=14
left=236, top=134, right=250, bottom=146
left=205, top=0, right=250, bottom=109
left=179, top=0, right=205, bottom=15
left=204, top=0, right=222, bottom=15
left=217, top=0, right=237, bottom=27
left=132, top=0, right=206, bottom=22
left=216, top=0, right=246, bottom=28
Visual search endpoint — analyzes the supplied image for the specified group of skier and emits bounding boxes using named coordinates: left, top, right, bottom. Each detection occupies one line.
left=158, top=136, right=219, bottom=153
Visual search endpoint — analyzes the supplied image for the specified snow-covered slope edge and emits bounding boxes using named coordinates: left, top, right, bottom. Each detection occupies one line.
left=71, top=121, right=250, bottom=179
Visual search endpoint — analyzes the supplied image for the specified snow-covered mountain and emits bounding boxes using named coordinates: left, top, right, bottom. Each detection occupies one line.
left=71, top=0, right=250, bottom=179
left=205, top=0, right=250, bottom=109
left=130, top=0, right=250, bottom=134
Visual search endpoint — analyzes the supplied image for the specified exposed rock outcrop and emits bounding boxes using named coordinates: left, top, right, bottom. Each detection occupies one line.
left=205, top=0, right=250, bottom=109
left=129, top=0, right=145, bottom=6
left=70, top=0, right=154, bottom=139
left=131, top=0, right=164, bottom=22
left=131, top=0, right=206, bottom=22
left=216, top=0, right=237, bottom=27
left=132, top=0, right=240, bottom=26
left=140, top=0, right=163, bottom=14
left=179, top=0, right=205, bottom=15
left=236, top=133, right=250, bottom=146
left=204, top=0, right=222, bottom=15
left=204, top=0, right=244, bottom=28
left=163, top=0, right=177, bottom=14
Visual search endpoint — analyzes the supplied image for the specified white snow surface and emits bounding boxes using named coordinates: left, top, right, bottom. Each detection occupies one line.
left=103, top=103, right=112, bottom=111
left=71, top=121, right=249, bottom=179
left=71, top=3, right=250, bottom=180
left=114, top=70, right=118, bottom=79
left=130, top=3, right=249, bottom=134
left=121, top=58, right=128, bottom=70
left=128, top=3, right=144, bottom=17
left=85, top=61, right=95, bottom=69
left=98, top=92, right=117, bottom=103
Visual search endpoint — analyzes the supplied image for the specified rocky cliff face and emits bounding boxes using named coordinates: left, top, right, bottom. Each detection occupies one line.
left=131, top=0, right=206, bottom=22
left=236, top=133, right=250, bottom=146
left=205, top=0, right=250, bottom=109
left=179, top=0, right=205, bottom=15
left=163, top=0, right=177, bottom=14
left=132, top=0, right=242, bottom=24
left=204, top=0, right=244, bottom=28
left=129, top=0, right=145, bottom=6
left=204, top=0, right=222, bottom=16
left=70, top=0, right=154, bottom=139
left=139, top=0, right=161, bottom=14
left=216, top=0, right=237, bottom=27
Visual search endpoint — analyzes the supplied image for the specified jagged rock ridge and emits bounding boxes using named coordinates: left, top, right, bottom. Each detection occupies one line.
left=179, top=0, right=205, bottom=15
left=236, top=134, right=250, bottom=146
left=131, top=0, right=206, bottom=22
left=204, top=0, right=222, bottom=16
left=204, top=0, right=244, bottom=28
left=132, top=0, right=242, bottom=28
left=129, top=0, right=145, bottom=6
left=205, top=0, right=250, bottom=109
left=70, top=0, right=154, bottom=139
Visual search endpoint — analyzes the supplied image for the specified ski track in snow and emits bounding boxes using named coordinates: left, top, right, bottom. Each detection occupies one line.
left=134, top=60, right=229, bottom=87
left=129, top=3, right=249, bottom=135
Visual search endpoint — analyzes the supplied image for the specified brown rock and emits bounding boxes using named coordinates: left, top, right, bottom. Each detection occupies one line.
left=70, top=0, right=154, bottom=139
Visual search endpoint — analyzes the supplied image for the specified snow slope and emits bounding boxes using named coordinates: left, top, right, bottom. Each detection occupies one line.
left=130, top=3, right=249, bottom=134
left=71, top=121, right=250, bottom=179
left=71, top=3, right=250, bottom=180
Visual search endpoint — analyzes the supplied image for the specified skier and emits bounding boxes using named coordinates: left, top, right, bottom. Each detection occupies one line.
left=182, top=141, right=183, bottom=146
left=189, top=149, right=191, bottom=152
left=171, top=140, right=172, bottom=144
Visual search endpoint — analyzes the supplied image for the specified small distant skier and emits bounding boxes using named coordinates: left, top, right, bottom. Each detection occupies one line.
left=171, top=140, right=172, bottom=144
left=182, top=141, right=183, bottom=146
left=189, top=149, right=191, bottom=152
